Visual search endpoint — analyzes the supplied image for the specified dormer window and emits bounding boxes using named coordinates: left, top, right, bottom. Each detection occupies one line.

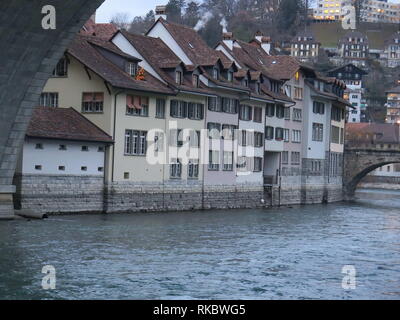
left=213, top=68, right=219, bottom=80
left=127, top=62, right=137, bottom=77
left=52, top=57, right=68, bottom=77
left=192, top=74, right=199, bottom=88
left=175, top=70, right=183, bottom=85
left=227, top=71, right=233, bottom=82
left=256, top=82, right=261, bottom=94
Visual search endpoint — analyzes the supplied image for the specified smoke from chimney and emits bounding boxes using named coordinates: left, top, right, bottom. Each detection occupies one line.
left=220, top=16, right=228, bottom=33
left=194, top=12, right=213, bottom=31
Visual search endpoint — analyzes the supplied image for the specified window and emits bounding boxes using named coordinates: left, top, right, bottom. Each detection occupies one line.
left=82, top=92, right=104, bottom=113
left=254, top=132, right=264, bottom=147
left=156, top=99, right=166, bottom=118
left=124, top=172, right=130, bottom=179
left=58, top=166, right=65, bottom=171
left=294, top=87, right=303, bottom=100
left=275, top=127, right=284, bottom=141
left=313, top=101, right=325, bottom=114
left=98, top=146, right=105, bottom=152
left=239, top=130, right=248, bottom=146
left=35, top=143, right=43, bottom=150
left=340, top=128, right=344, bottom=145
left=207, top=122, right=221, bottom=139
left=189, top=130, right=200, bottom=148
left=236, top=156, right=246, bottom=170
left=35, top=165, right=42, bottom=171
left=175, top=71, right=182, bottom=84
left=291, top=152, right=300, bottom=165
left=39, top=93, right=58, bottom=108
left=265, top=126, right=274, bottom=140
left=170, top=100, right=187, bottom=118
left=192, top=74, right=199, bottom=87
left=253, top=157, right=263, bottom=172
left=98, top=167, right=104, bottom=172
left=213, top=68, right=219, bottom=80
left=239, top=105, right=252, bottom=120
left=312, top=123, right=323, bottom=141
left=188, top=159, right=199, bottom=179
left=266, top=103, right=275, bottom=117
left=331, top=106, right=343, bottom=122
left=127, top=62, right=137, bottom=77
left=170, top=129, right=184, bottom=147
left=284, top=107, right=291, bottom=120
left=126, top=95, right=149, bottom=117
left=256, top=82, right=261, bottom=94
left=81, top=166, right=87, bottom=171
left=208, top=96, right=221, bottom=112
left=331, top=125, right=340, bottom=144
left=59, top=145, right=67, bottom=151
left=81, top=146, right=89, bottom=151
left=227, top=71, right=233, bottom=82
left=222, top=124, right=236, bottom=140
left=52, top=57, right=68, bottom=77
left=222, top=98, right=238, bottom=114
left=254, top=107, right=262, bottom=122
left=125, top=130, right=147, bottom=155
left=282, top=151, right=289, bottom=164
left=223, top=151, right=233, bottom=171
left=188, top=103, right=204, bottom=120
left=283, top=129, right=290, bottom=142
left=208, top=150, right=220, bottom=171
left=293, top=108, right=302, bottom=121
left=276, top=105, right=284, bottom=119
left=292, top=130, right=301, bottom=143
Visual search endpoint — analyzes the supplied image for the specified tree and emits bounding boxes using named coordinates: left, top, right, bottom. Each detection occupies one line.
left=183, top=1, right=201, bottom=27
left=128, top=10, right=155, bottom=35
left=276, top=0, right=305, bottom=34
left=166, top=0, right=185, bottom=23
left=110, top=12, right=130, bottom=30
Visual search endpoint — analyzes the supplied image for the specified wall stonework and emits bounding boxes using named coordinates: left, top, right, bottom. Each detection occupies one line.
left=15, top=174, right=104, bottom=214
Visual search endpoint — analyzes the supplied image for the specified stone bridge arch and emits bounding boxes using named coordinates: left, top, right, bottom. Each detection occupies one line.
left=0, top=0, right=104, bottom=218
left=343, top=149, right=400, bottom=198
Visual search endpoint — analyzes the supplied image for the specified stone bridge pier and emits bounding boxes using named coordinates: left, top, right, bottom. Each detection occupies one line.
left=343, top=149, right=400, bottom=199
left=0, top=0, right=104, bottom=219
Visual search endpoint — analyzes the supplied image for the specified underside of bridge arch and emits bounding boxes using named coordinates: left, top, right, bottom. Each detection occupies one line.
left=343, top=150, right=400, bottom=199
left=0, top=0, right=104, bottom=218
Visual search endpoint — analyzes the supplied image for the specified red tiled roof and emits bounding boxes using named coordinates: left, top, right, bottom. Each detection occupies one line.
left=149, top=18, right=221, bottom=66
left=80, top=19, right=118, bottom=40
left=346, top=123, right=400, bottom=144
left=26, top=107, right=113, bottom=143
left=68, top=35, right=173, bottom=95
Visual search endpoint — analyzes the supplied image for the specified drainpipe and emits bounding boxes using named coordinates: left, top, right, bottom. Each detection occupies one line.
left=111, top=90, right=124, bottom=183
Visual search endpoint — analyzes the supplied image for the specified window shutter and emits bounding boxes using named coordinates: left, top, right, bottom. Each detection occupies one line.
left=249, top=106, right=252, bottom=120
left=170, top=100, right=176, bottom=117
left=182, top=101, right=188, bottom=118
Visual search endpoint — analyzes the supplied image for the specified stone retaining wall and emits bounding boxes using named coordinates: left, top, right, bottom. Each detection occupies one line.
left=15, top=174, right=344, bottom=214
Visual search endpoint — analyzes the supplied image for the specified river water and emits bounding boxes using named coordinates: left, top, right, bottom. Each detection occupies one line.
left=0, top=188, right=399, bottom=300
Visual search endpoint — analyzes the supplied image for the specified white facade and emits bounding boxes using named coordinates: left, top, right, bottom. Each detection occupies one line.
left=20, top=138, right=107, bottom=176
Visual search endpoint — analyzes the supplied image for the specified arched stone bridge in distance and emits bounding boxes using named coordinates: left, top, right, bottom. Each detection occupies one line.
left=0, top=0, right=105, bottom=218
left=343, top=149, right=400, bottom=198
left=343, top=123, right=400, bottom=199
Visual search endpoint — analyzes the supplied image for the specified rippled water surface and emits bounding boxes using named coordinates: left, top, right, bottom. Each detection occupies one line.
left=0, top=188, right=399, bottom=299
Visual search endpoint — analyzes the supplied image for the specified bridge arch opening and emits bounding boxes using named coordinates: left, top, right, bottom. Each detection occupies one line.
left=346, top=161, right=400, bottom=197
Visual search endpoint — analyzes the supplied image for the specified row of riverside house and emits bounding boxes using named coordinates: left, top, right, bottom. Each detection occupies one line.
left=14, top=9, right=351, bottom=214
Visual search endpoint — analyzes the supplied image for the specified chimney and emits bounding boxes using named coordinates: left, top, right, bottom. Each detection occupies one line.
left=223, top=32, right=234, bottom=50
left=155, top=5, right=167, bottom=21
left=260, top=36, right=271, bottom=55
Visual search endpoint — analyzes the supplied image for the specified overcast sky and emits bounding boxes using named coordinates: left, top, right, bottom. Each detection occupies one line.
left=96, top=0, right=169, bottom=22
left=96, top=0, right=400, bottom=23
